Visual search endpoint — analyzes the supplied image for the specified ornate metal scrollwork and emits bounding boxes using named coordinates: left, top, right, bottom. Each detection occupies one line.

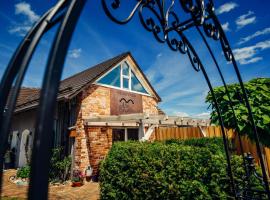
left=102, top=0, right=202, bottom=72
left=101, top=0, right=270, bottom=198
left=202, top=1, right=233, bottom=61
left=180, top=0, right=205, bottom=25
left=101, top=0, right=142, bottom=24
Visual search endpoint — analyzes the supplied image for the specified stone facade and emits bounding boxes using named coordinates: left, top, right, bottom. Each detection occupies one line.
left=74, top=84, right=159, bottom=175
left=142, top=95, right=159, bottom=115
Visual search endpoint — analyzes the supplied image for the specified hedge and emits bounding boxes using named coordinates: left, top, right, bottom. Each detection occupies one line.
left=100, top=137, right=265, bottom=200
left=165, top=137, right=226, bottom=154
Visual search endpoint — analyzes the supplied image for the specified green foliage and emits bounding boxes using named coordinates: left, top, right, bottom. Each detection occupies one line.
left=16, top=165, right=30, bottom=179
left=165, top=137, right=226, bottom=154
left=49, top=147, right=72, bottom=182
left=205, top=78, right=270, bottom=147
left=100, top=138, right=266, bottom=199
left=16, top=147, right=71, bottom=182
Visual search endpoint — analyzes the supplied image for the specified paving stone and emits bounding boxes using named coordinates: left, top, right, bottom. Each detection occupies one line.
left=1, top=170, right=99, bottom=200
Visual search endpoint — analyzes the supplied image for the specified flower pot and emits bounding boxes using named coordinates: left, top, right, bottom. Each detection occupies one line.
left=72, top=182, right=82, bottom=187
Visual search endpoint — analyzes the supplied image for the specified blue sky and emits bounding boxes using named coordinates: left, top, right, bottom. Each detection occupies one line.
left=0, top=0, right=269, bottom=118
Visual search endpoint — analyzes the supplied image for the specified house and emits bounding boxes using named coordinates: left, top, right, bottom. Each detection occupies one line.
left=9, top=52, right=209, bottom=175
left=9, top=52, right=160, bottom=171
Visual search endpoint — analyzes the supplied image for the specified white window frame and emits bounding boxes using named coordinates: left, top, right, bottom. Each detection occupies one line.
left=95, top=59, right=151, bottom=96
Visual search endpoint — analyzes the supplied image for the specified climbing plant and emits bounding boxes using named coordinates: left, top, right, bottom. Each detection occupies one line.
left=206, top=78, right=270, bottom=147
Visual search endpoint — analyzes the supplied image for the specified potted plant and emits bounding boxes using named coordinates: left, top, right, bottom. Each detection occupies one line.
left=71, top=169, right=84, bottom=187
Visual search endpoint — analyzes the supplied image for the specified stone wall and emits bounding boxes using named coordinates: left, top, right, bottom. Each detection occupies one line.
left=81, top=85, right=110, bottom=118
left=74, top=84, right=159, bottom=174
left=86, top=127, right=112, bottom=175
left=142, top=95, right=159, bottom=115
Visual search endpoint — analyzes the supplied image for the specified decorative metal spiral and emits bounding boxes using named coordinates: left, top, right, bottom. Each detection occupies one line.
left=100, top=3, right=270, bottom=198
left=102, top=0, right=204, bottom=72
left=202, top=1, right=233, bottom=61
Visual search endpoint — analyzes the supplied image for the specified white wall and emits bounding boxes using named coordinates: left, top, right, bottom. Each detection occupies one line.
left=10, top=109, right=36, bottom=167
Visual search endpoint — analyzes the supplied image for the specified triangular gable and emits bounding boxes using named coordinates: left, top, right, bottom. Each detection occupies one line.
left=95, top=54, right=160, bottom=101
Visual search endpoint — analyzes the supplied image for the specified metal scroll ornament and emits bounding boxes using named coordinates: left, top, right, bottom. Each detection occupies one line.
left=102, top=0, right=204, bottom=72
left=101, top=0, right=270, bottom=199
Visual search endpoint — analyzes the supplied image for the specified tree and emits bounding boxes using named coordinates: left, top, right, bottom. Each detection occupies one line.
left=206, top=78, right=270, bottom=147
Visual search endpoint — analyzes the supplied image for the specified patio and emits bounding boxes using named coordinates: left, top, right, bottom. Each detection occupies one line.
left=1, top=170, right=99, bottom=200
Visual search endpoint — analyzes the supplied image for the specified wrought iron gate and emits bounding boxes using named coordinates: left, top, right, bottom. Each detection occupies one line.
left=0, top=0, right=269, bottom=199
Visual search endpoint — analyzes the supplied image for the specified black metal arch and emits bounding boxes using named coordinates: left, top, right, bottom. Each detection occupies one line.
left=0, top=0, right=269, bottom=199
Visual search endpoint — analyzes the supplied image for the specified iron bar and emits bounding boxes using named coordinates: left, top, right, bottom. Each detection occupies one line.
left=165, top=17, right=194, bottom=32
left=0, top=0, right=268, bottom=198
left=0, top=5, right=61, bottom=192
left=181, top=35, right=237, bottom=197
left=209, top=13, right=270, bottom=198
left=196, top=26, right=251, bottom=193
left=28, top=0, right=85, bottom=199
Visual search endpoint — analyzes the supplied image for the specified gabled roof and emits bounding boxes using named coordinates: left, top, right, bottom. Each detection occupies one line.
left=15, top=52, right=161, bottom=112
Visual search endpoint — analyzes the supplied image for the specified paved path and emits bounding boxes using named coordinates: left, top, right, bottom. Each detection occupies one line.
left=1, top=170, right=99, bottom=200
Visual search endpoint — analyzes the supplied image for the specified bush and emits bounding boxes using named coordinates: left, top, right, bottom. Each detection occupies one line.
left=17, top=165, right=30, bottom=179
left=49, top=147, right=72, bottom=182
left=165, top=137, right=226, bottom=154
left=100, top=138, right=265, bottom=200
left=16, top=147, right=71, bottom=182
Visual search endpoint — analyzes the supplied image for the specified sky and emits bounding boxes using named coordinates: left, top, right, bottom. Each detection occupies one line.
left=0, top=0, right=269, bottom=119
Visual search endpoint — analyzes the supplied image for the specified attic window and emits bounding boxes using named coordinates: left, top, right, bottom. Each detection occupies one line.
left=131, top=71, right=148, bottom=94
left=97, top=61, right=149, bottom=95
left=97, top=65, right=121, bottom=87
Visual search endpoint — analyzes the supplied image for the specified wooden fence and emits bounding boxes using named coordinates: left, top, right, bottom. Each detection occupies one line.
left=154, top=126, right=270, bottom=176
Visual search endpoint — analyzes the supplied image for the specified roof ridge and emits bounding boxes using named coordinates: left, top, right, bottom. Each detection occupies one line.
left=60, top=51, right=130, bottom=85
left=20, top=86, right=40, bottom=90
left=15, top=51, right=131, bottom=112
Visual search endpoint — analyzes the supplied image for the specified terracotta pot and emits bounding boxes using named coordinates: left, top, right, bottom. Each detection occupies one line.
left=72, top=182, right=82, bottom=187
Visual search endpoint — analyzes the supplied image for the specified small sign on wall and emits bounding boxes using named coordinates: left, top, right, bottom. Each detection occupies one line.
left=110, top=89, right=143, bottom=115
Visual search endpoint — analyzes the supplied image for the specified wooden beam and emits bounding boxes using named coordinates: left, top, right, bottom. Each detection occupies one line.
left=84, top=114, right=211, bottom=127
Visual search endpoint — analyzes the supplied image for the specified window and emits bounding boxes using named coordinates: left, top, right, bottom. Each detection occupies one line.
left=112, top=129, right=125, bottom=142
left=96, top=61, right=149, bottom=95
left=122, top=78, right=129, bottom=89
left=122, top=62, right=130, bottom=76
left=131, top=71, right=148, bottom=94
left=97, top=65, right=121, bottom=87
left=127, top=129, right=139, bottom=140
left=112, top=128, right=139, bottom=142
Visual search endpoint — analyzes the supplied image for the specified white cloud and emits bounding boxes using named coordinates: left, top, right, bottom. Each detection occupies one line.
left=145, top=47, right=212, bottom=117
left=216, top=2, right=238, bottom=15
left=192, top=112, right=210, bottom=119
left=162, top=90, right=202, bottom=102
left=238, top=27, right=270, bottom=45
left=221, top=22, right=230, bottom=32
left=145, top=53, right=194, bottom=92
left=8, top=25, right=32, bottom=36
left=235, top=11, right=256, bottom=29
left=8, top=2, right=39, bottom=36
left=233, top=40, right=270, bottom=64
left=156, top=53, right=162, bottom=58
left=173, top=111, right=189, bottom=117
left=68, top=48, right=82, bottom=58
left=239, top=57, right=262, bottom=65
left=170, top=111, right=210, bottom=119
left=15, top=2, right=39, bottom=23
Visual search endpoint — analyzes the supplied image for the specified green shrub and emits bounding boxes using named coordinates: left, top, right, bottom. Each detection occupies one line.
left=16, top=147, right=71, bottom=182
left=165, top=137, right=226, bottom=154
left=17, top=165, right=30, bottom=179
left=49, top=147, right=72, bottom=182
left=100, top=138, right=265, bottom=200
